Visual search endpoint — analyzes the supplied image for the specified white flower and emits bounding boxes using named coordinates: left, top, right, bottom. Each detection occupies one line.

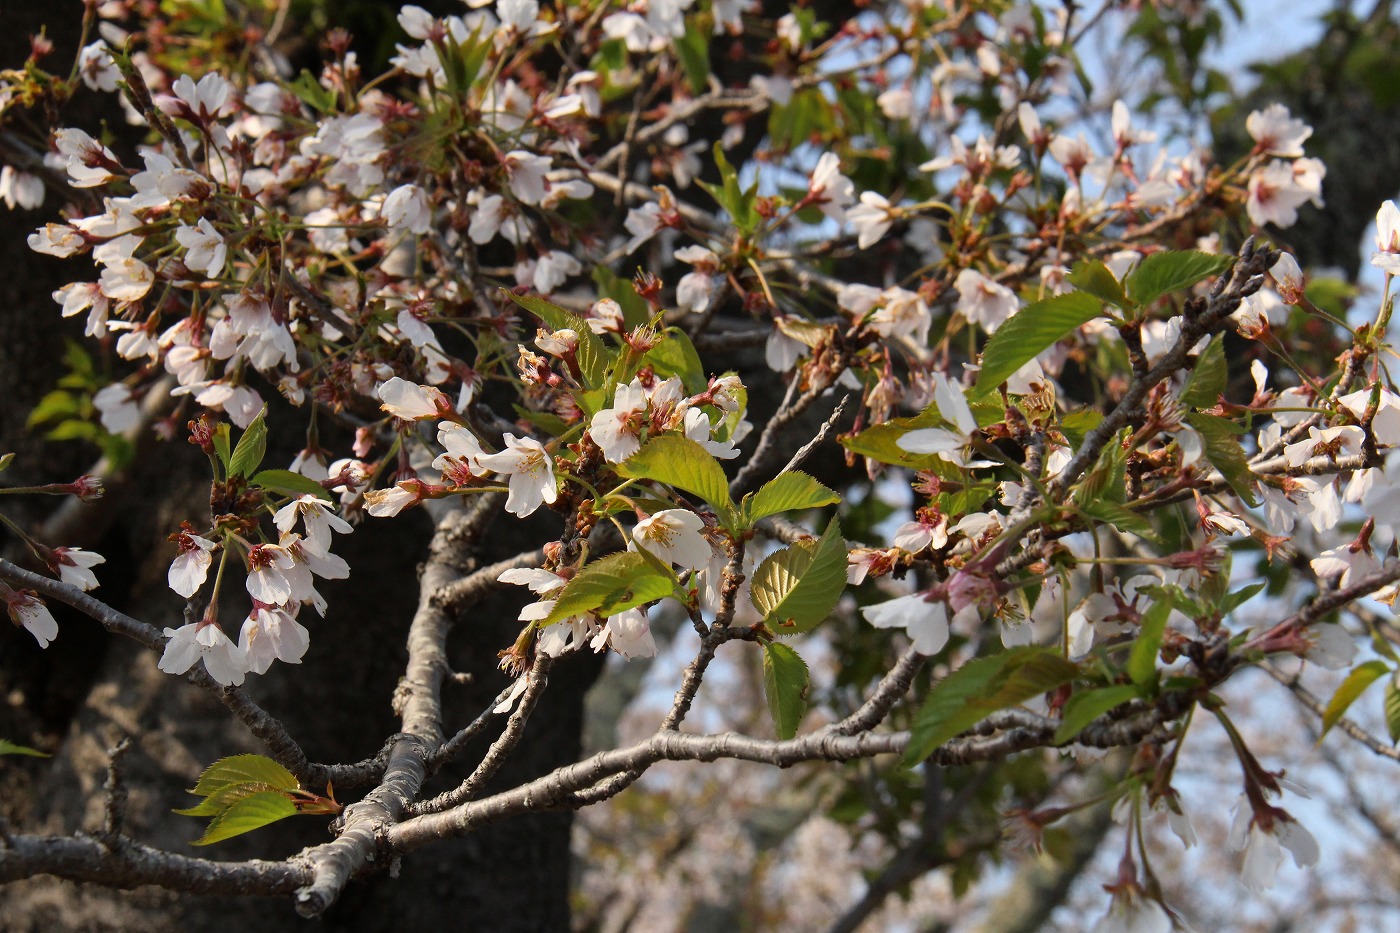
left=239, top=604, right=310, bottom=674
left=897, top=374, right=988, bottom=467
left=433, top=422, right=487, bottom=484
left=861, top=593, right=950, bottom=655
left=27, top=223, right=85, bottom=257
left=683, top=408, right=741, bottom=460
left=532, top=250, right=582, bottom=293
left=590, top=381, right=649, bottom=463
left=93, top=382, right=141, bottom=434
left=364, top=482, right=422, bottom=518
left=381, top=184, right=431, bottom=234
left=1246, top=160, right=1315, bottom=228
left=1338, top=386, right=1400, bottom=447
left=78, top=41, right=120, bottom=92
left=51, top=547, right=105, bottom=591
left=1091, top=890, right=1171, bottom=933
left=274, top=495, right=352, bottom=556
left=1301, top=622, right=1358, bottom=670
left=809, top=152, right=854, bottom=221
left=171, top=73, right=233, bottom=120
left=0, top=166, right=43, bottom=210
left=848, top=192, right=895, bottom=249
left=6, top=591, right=59, bottom=648
left=633, top=509, right=711, bottom=570
left=159, top=622, right=248, bottom=686
left=476, top=433, right=557, bottom=517
left=591, top=607, right=657, bottom=660
left=378, top=376, right=449, bottom=420
left=623, top=201, right=664, bottom=253
left=169, top=531, right=218, bottom=598
left=504, top=150, right=551, bottom=205
left=175, top=218, right=227, bottom=278
left=1283, top=424, right=1365, bottom=467
left=1373, top=200, right=1400, bottom=275
left=1246, top=104, right=1312, bottom=157
left=954, top=268, right=1018, bottom=334
left=246, top=544, right=295, bottom=604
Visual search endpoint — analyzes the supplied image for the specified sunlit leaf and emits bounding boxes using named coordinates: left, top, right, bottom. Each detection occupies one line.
left=750, top=517, right=846, bottom=634
left=904, top=647, right=1080, bottom=765
left=744, top=472, right=840, bottom=526
left=1320, top=660, right=1390, bottom=739
left=762, top=642, right=810, bottom=740
left=1123, top=250, right=1232, bottom=307
left=972, top=292, right=1104, bottom=398
left=191, top=790, right=299, bottom=846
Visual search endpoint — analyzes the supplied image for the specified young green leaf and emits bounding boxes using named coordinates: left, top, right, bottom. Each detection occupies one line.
left=1077, top=500, right=1158, bottom=542
left=617, top=434, right=735, bottom=514
left=212, top=423, right=231, bottom=469
left=504, top=291, right=612, bottom=389
left=544, top=551, right=675, bottom=625
left=1185, top=412, right=1260, bottom=507
left=227, top=410, right=268, bottom=479
left=749, top=517, right=846, bottom=634
left=1178, top=335, right=1227, bottom=409
left=1128, top=599, right=1174, bottom=687
left=0, top=738, right=49, bottom=757
left=1320, top=660, right=1390, bottom=738
left=1386, top=677, right=1400, bottom=745
left=191, top=790, right=300, bottom=846
left=1053, top=683, right=1144, bottom=744
left=972, top=291, right=1104, bottom=399
left=904, top=647, right=1080, bottom=765
left=251, top=469, right=333, bottom=501
left=1067, top=259, right=1130, bottom=310
left=1123, top=250, right=1232, bottom=308
left=189, top=754, right=300, bottom=798
left=675, top=19, right=710, bottom=95
left=744, top=472, right=840, bottom=526
left=762, top=642, right=811, bottom=740
left=644, top=328, right=708, bottom=395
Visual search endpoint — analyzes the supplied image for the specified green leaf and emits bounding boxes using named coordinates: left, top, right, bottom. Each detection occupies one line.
left=505, top=292, right=612, bottom=389
left=1067, top=259, right=1130, bottom=310
left=1184, top=412, right=1259, bottom=506
left=749, top=517, right=847, bottom=634
left=191, top=790, right=300, bottom=846
left=762, top=642, right=810, bottom=740
left=699, top=143, right=758, bottom=234
left=744, top=472, right=840, bottom=526
left=675, top=19, right=710, bottom=95
left=617, top=434, right=734, bottom=513
left=174, top=781, right=276, bottom=817
left=1078, top=500, right=1157, bottom=541
left=644, top=328, right=708, bottom=395
left=1060, top=409, right=1103, bottom=451
left=0, top=452, right=12, bottom=472
left=1320, top=660, right=1390, bottom=738
left=544, top=551, right=675, bottom=625
left=212, top=423, right=231, bottom=469
left=904, top=647, right=1080, bottom=765
left=972, top=292, right=1104, bottom=398
left=1123, top=250, right=1232, bottom=307
left=251, top=469, right=332, bottom=501
left=1053, top=684, right=1143, bottom=744
left=189, top=754, right=300, bottom=798
left=1178, top=334, right=1227, bottom=409
left=227, top=410, right=268, bottom=479
left=1128, top=599, right=1173, bottom=687
left=1219, top=581, right=1266, bottom=616
left=0, top=738, right=49, bottom=757
left=1387, top=677, right=1400, bottom=745
left=1073, top=428, right=1128, bottom=506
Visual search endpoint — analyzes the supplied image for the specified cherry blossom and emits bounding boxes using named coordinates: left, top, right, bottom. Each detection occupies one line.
left=476, top=433, right=557, bottom=517
left=632, top=509, right=711, bottom=570
left=3, top=586, right=59, bottom=648
left=861, top=593, right=951, bottom=656
left=239, top=604, right=311, bottom=674
left=590, top=381, right=649, bottom=463
left=954, top=268, right=1018, bottom=334
left=159, top=620, right=248, bottom=686
left=169, top=530, right=218, bottom=598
